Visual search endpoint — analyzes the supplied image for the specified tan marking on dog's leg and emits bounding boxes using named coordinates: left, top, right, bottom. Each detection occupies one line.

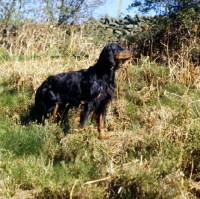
left=97, top=113, right=108, bottom=140
left=97, top=92, right=102, bottom=99
left=52, top=103, right=59, bottom=122
left=75, top=108, right=81, bottom=123
left=74, top=101, right=84, bottom=123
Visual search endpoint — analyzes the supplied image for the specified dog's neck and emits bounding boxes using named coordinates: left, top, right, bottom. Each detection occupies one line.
left=93, top=62, right=114, bottom=74
left=90, top=63, right=115, bottom=86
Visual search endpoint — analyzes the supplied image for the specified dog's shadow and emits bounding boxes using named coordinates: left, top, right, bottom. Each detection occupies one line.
left=21, top=108, right=79, bottom=135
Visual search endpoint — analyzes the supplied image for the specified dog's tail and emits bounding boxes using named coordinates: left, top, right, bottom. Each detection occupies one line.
left=23, top=100, right=47, bottom=125
left=23, top=106, right=38, bottom=125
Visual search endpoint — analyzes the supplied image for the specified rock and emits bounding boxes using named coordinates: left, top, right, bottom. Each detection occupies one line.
left=123, top=29, right=131, bottom=35
left=82, top=14, right=153, bottom=42
left=136, top=14, right=143, bottom=22
left=125, top=24, right=134, bottom=29
left=114, top=29, right=123, bottom=35
left=109, top=22, right=119, bottom=27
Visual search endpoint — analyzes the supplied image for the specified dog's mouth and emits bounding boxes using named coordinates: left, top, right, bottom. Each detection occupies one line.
left=113, top=59, right=128, bottom=70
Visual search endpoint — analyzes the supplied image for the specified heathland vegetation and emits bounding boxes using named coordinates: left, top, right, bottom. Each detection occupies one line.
left=1, top=0, right=200, bottom=198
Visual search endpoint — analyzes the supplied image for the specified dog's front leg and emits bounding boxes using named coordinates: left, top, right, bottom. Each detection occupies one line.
left=74, top=101, right=84, bottom=123
left=96, top=108, right=108, bottom=140
left=79, top=102, right=92, bottom=128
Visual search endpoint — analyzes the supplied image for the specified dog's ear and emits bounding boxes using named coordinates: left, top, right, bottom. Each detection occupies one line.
left=99, top=45, right=115, bottom=66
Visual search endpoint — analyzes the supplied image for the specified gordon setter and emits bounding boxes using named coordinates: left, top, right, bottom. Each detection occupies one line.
left=25, top=43, right=132, bottom=139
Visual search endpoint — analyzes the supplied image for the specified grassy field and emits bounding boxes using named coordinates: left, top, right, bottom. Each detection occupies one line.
left=1, top=23, right=200, bottom=198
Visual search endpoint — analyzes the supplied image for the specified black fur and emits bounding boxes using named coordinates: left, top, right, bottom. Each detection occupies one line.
left=25, top=43, right=132, bottom=139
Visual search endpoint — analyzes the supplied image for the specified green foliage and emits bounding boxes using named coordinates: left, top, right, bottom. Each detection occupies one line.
left=0, top=121, right=63, bottom=157
left=0, top=49, right=9, bottom=61
left=127, top=1, right=200, bottom=67
left=129, top=0, right=200, bottom=23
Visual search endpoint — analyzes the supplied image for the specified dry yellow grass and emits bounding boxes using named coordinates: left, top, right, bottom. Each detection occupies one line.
left=168, top=42, right=200, bottom=88
left=0, top=22, right=104, bottom=95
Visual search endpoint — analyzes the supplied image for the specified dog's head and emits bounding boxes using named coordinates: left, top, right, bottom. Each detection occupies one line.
left=98, top=43, right=132, bottom=70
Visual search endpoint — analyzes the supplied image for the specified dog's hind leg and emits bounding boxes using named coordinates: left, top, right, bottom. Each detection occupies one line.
left=58, top=104, right=73, bottom=126
left=51, top=103, right=60, bottom=122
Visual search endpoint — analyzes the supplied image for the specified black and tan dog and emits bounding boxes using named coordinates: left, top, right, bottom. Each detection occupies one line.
left=25, top=43, right=132, bottom=139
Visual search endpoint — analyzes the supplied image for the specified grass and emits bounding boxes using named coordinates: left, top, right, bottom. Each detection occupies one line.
left=1, top=22, right=200, bottom=198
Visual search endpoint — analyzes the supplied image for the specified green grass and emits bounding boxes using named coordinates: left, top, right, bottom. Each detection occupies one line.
left=1, top=58, right=200, bottom=198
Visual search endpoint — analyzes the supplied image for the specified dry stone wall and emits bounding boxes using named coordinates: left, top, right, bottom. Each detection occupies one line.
left=84, top=14, right=153, bottom=42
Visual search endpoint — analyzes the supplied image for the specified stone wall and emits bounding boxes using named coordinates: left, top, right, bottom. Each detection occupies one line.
left=84, top=14, right=153, bottom=41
